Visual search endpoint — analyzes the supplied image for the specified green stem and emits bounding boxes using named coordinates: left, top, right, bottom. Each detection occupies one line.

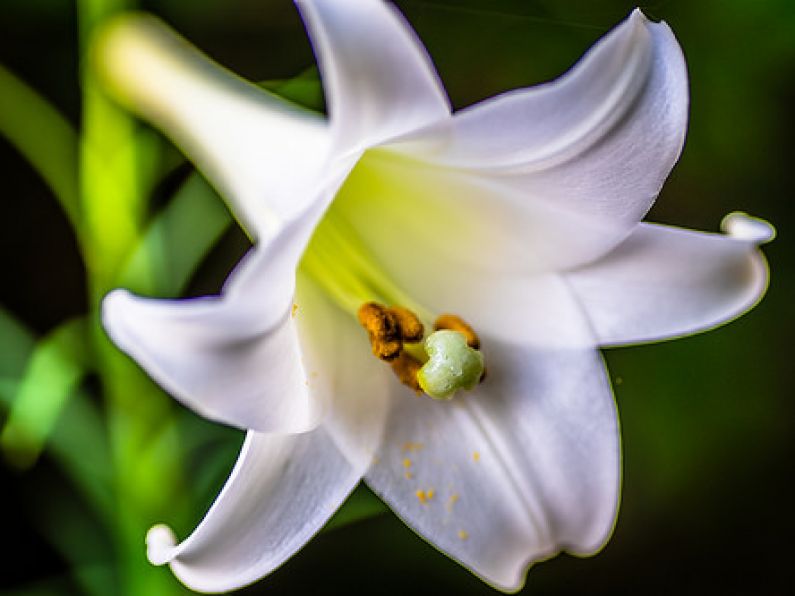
left=78, top=0, right=186, bottom=593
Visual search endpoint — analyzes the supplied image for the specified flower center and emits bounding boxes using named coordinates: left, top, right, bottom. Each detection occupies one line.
left=299, top=204, right=485, bottom=399
left=357, top=302, right=485, bottom=399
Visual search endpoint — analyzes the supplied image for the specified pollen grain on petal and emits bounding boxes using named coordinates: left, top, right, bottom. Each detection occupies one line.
left=401, top=441, right=425, bottom=453
left=415, top=488, right=435, bottom=504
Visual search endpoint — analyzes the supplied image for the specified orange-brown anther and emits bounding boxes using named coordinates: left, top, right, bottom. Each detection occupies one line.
left=389, top=306, right=424, bottom=343
left=434, top=314, right=480, bottom=349
left=359, top=303, right=484, bottom=394
left=358, top=302, right=402, bottom=361
left=390, top=352, right=423, bottom=394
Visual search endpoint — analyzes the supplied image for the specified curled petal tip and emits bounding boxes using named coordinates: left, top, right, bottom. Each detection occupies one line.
left=91, top=13, right=159, bottom=89
left=146, top=524, right=178, bottom=566
left=101, top=287, right=131, bottom=307
left=721, top=212, right=776, bottom=244
left=100, top=288, right=132, bottom=332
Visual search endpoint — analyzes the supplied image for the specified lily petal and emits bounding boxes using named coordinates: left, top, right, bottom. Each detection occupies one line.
left=365, top=345, right=618, bottom=591
left=296, top=0, right=450, bottom=151
left=334, top=149, right=636, bottom=278
left=565, top=213, right=774, bottom=347
left=392, top=9, right=688, bottom=254
left=146, top=275, right=389, bottom=593
left=148, top=428, right=361, bottom=593
left=94, top=14, right=330, bottom=239
left=293, top=271, right=391, bottom=471
left=101, top=194, right=327, bottom=432
left=104, top=289, right=319, bottom=433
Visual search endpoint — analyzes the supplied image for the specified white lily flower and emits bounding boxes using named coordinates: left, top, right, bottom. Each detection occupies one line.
left=97, top=1, right=773, bottom=592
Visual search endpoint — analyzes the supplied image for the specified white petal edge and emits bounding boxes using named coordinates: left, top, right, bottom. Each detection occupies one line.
left=94, top=14, right=331, bottom=239
left=295, top=0, right=450, bottom=152
left=145, top=276, right=390, bottom=593
left=101, top=159, right=327, bottom=432
left=147, top=428, right=362, bottom=593
left=391, top=9, right=688, bottom=240
left=365, top=345, right=619, bottom=592
left=565, top=213, right=773, bottom=347
left=101, top=137, right=359, bottom=432
left=103, top=287, right=319, bottom=433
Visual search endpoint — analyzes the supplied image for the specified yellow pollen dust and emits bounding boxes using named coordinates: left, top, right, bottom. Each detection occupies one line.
left=473, top=451, right=481, bottom=462
left=358, top=303, right=486, bottom=397
left=415, top=489, right=435, bottom=504
left=446, top=493, right=460, bottom=511
left=458, top=530, right=469, bottom=541
left=402, top=442, right=424, bottom=453
left=403, top=458, right=412, bottom=468
left=291, top=303, right=299, bottom=317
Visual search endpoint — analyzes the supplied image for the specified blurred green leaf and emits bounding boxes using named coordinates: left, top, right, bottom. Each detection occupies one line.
left=0, top=63, right=80, bottom=231
left=183, top=423, right=242, bottom=525
left=323, top=484, right=388, bottom=532
left=31, top=482, right=117, bottom=596
left=1, top=317, right=90, bottom=468
left=121, top=172, right=233, bottom=296
left=0, top=305, right=36, bottom=390
left=0, top=308, right=111, bottom=524
left=260, top=67, right=325, bottom=113
left=48, top=386, right=113, bottom=518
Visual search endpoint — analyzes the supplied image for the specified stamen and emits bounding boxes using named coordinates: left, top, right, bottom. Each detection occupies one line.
left=357, top=302, right=485, bottom=399
left=390, top=352, right=423, bottom=394
left=357, top=302, right=402, bottom=361
left=389, top=306, right=424, bottom=343
left=434, top=314, right=480, bottom=349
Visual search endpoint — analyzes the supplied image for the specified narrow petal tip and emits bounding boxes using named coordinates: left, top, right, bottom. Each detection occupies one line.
left=721, top=212, right=775, bottom=244
left=146, top=524, right=178, bottom=566
left=100, top=288, right=132, bottom=336
left=91, top=13, right=161, bottom=96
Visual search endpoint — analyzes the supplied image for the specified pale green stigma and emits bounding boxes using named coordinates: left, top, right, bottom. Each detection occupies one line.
left=417, top=330, right=485, bottom=400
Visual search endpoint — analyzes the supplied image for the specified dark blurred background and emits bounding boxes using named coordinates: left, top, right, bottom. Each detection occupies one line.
left=1, top=0, right=793, bottom=594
